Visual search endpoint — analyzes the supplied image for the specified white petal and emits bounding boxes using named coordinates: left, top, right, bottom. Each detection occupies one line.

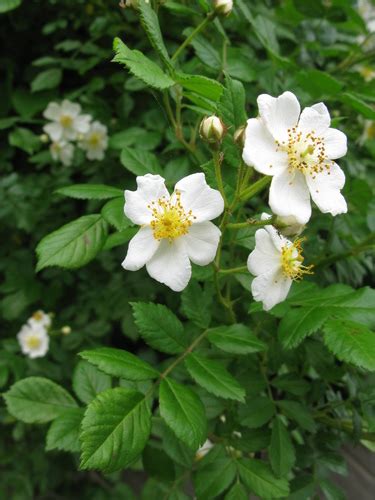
left=60, top=143, right=74, bottom=166
left=251, top=269, right=292, bottom=311
left=306, top=162, right=347, bottom=216
left=174, top=173, right=224, bottom=222
left=247, top=229, right=282, bottom=276
left=74, top=114, right=92, bottom=134
left=269, top=170, right=312, bottom=224
left=61, top=100, right=81, bottom=117
left=124, top=174, right=169, bottom=225
left=323, top=128, right=347, bottom=159
left=44, top=122, right=63, bottom=141
left=257, top=91, right=300, bottom=143
left=298, top=102, right=330, bottom=135
left=122, top=226, right=159, bottom=271
left=146, top=239, right=191, bottom=292
left=242, top=118, right=288, bottom=175
left=43, top=102, right=61, bottom=121
left=184, top=221, right=221, bottom=266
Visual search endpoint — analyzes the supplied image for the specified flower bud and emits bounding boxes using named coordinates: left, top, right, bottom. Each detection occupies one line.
left=213, top=0, right=233, bottom=16
left=199, top=115, right=226, bottom=144
left=234, top=124, right=246, bottom=148
left=40, top=134, right=49, bottom=143
left=276, top=215, right=305, bottom=237
left=61, top=326, right=72, bottom=335
left=120, top=0, right=149, bottom=8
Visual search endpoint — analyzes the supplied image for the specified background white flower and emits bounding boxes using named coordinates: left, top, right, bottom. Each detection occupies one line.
left=79, top=121, right=108, bottom=160
left=43, top=100, right=91, bottom=142
left=122, top=173, right=224, bottom=291
left=248, top=224, right=312, bottom=311
left=195, top=439, right=214, bottom=460
left=17, top=324, right=49, bottom=359
left=28, top=310, right=51, bottom=330
left=50, top=140, right=74, bottom=166
left=243, top=91, right=348, bottom=224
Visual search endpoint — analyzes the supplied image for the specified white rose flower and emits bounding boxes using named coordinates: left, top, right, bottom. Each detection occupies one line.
left=50, top=140, right=75, bottom=166
left=195, top=439, right=214, bottom=460
left=247, top=224, right=312, bottom=311
left=243, top=91, right=348, bottom=224
left=79, top=121, right=108, bottom=161
left=122, top=173, right=224, bottom=291
left=28, top=310, right=52, bottom=330
left=43, top=100, right=91, bottom=142
left=17, top=325, right=49, bottom=359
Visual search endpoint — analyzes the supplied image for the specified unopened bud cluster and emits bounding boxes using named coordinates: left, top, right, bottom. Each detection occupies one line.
left=199, top=115, right=226, bottom=144
left=213, top=0, right=233, bottom=16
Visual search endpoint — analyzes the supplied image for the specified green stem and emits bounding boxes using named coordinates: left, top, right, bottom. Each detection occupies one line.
left=316, top=415, right=375, bottom=442
left=226, top=216, right=276, bottom=230
left=171, top=12, right=216, bottom=62
left=219, top=266, right=248, bottom=275
left=239, top=175, right=271, bottom=202
left=213, top=149, right=228, bottom=206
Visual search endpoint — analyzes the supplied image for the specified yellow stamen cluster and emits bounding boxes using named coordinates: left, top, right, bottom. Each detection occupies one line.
left=281, top=237, right=313, bottom=281
left=26, top=335, right=42, bottom=350
left=60, top=114, right=73, bottom=127
left=88, top=132, right=101, bottom=147
left=275, top=127, right=333, bottom=179
left=149, top=190, right=195, bottom=241
left=32, top=311, right=43, bottom=321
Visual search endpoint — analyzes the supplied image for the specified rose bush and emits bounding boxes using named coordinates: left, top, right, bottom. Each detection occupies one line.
left=1, top=0, right=375, bottom=498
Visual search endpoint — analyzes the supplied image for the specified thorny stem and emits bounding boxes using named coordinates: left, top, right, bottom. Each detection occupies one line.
left=226, top=216, right=277, bottom=230
left=213, top=149, right=228, bottom=206
left=171, top=12, right=216, bottom=62
left=239, top=175, right=271, bottom=201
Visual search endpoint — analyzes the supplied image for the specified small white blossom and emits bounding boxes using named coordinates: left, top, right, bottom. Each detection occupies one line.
left=122, top=173, right=224, bottom=291
left=17, top=324, right=49, bottom=359
left=360, top=120, right=375, bottom=144
left=43, top=100, right=91, bottom=142
left=358, top=0, right=375, bottom=32
left=357, top=65, right=375, bottom=82
left=195, top=439, right=214, bottom=460
left=50, top=140, right=75, bottom=166
left=28, top=310, right=52, bottom=330
left=243, top=91, right=348, bottom=224
left=78, top=121, right=108, bottom=161
left=248, top=224, right=312, bottom=311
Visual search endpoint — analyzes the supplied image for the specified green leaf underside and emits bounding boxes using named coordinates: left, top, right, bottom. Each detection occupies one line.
left=80, top=347, right=159, bottom=380
left=113, top=38, right=174, bottom=90
left=55, top=184, right=123, bottom=200
left=101, top=198, right=132, bottom=231
left=207, top=324, right=267, bottom=354
left=323, top=319, right=375, bottom=371
left=185, top=353, right=245, bottom=402
left=4, top=377, right=77, bottom=423
left=72, top=360, right=111, bottom=404
left=159, top=378, right=207, bottom=451
left=36, top=215, right=108, bottom=271
left=46, top=408, right=84, bottom=453
left=131, top=302, right=187, bottom=354
left=80, top=387, right=151, bottom=472
left=238, top=458, right=290, bottom=498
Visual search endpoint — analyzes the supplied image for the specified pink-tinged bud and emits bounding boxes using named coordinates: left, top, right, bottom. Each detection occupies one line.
left=199, top=115, right=226, bottom=144
left=213, top=0, right=233, bottom=16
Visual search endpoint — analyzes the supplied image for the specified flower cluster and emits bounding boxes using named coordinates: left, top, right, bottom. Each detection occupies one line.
left=121, top=91, right=348, bottom=311
left=43, top=100, right=108, bottom=166
left=17, top=310, right=51, bottom=359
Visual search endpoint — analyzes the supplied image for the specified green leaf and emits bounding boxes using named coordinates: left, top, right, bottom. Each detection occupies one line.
left=46, top=408, right=84, bottom=453
left=121, top=146, right=161, bottom=176
left=101, top=198, right=132, bottom=231
left=207, top=324, right=267, bottom=355
left=4, top=377, right=77, bottom=424
left=181, top=281, right=212, bottom=328
left=269, top=417, right=296, bottom=477
left=340, top=92, right=375, bottom=120
left=55, top=184, right=123, bottom=200
left=0, top=0, right=22, bottom=13
left=297, top=69, right=343, bottom=99
left=80, top=347, right=159, bottom=381
left=159, top=378, right=207, bottom=451
left=80, top=387, right=151, bottom=472
left=217, top=75, right=247, bottom=129
left=176, top=73, right=224, bottom=102
left=139, top=0, right=171, bottom=67
left=161, top=422, right=195, bottom=468
left=194, top=455, right=237, bottom=499
left=271, top=374, right=309, bottom=396
left=185, top=353, right=245, bottom=402
left=36, top=215, right=108, bottom=271
left=103, top=227, right=137, bottom=250
left=31, top=68, right=62, bottom=92
left=109, top=127, right=162, bottom=150
left=9, top=127, right=40, bottom=154
left=277, top=401, right=316, bottom=432
left=72, top=360, right=111, bottom=404
left=238, top=458, right=290, bottom=499
left=278, top=306, right=326, bottom=349
left=323, top=319, right=375, bottom=371
left=239, top=396, right=275, bottom=428
left=113, top=38, right=174, bottom=90
left=224, top=483, right=248, bottom=500
left=131, top=302, right=187, bottom=354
